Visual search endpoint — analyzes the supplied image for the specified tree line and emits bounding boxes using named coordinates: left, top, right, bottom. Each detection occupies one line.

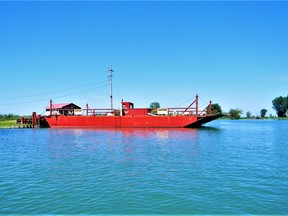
left=150, top=94, right=288, bottom=119
left=0, top=114, right=20, bottom=121
left=219, top=95, right=288, bottom=119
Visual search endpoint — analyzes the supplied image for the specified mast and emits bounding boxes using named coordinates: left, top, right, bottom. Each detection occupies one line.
left=50, top=99, right=52, bottom=116
left=108, top=66, right=114, bottom=109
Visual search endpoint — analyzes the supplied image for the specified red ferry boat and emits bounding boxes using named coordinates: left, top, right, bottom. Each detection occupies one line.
left=29, top=68, right=222, bottom=128
left=42, top=94, right=222, bottom=128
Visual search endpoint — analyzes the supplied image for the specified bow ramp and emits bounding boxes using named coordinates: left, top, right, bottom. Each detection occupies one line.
left=184, top=114, right=224, bottom=128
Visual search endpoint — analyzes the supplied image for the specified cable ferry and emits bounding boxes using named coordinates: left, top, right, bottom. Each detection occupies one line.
left=27, top=67, right=223, bottom=128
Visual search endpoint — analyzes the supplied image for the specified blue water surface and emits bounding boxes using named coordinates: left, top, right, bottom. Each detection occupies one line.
left=0, top=120, right=287, bottom=214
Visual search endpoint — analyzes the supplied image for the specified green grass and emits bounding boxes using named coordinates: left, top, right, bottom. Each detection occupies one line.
left=0, top=120, right=19, bottom=128
left=0, top=120, right=32, bottom=128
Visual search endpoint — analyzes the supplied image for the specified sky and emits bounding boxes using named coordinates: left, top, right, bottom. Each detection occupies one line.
left=0, top=1, right=287, bottom=116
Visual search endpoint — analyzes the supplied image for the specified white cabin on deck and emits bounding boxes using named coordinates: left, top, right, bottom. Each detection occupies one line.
left=45, top=103, right=82, bottom=116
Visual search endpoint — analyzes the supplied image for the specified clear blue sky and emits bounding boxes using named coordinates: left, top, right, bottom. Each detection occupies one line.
left=0, top=1, right=287, bottom=116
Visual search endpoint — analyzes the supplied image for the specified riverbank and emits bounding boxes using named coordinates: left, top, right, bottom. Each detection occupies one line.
left=0, top=120, right=18, bottom=128
left=0, top=120, right=32, bottom=128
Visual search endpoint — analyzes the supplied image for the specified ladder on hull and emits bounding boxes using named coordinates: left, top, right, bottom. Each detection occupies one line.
left=115, top=116, right=121, bottom=127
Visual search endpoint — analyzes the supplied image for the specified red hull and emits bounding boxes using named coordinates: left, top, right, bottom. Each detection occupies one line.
left=44, top=114, right=222, bottom=128
left=45, top=115, right=197, bottom=128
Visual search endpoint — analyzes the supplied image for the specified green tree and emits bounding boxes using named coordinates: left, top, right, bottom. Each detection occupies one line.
left=272, top=96, right=288, bottom=117
left=150, top=102, right=160, bottom=109
left=229, top=108, right=243, bottom=119
left=246, top=111, right=252, bottom=118
left=260, top=109, right=267, bottom=118
left=209, top=103, right=222, bottom=114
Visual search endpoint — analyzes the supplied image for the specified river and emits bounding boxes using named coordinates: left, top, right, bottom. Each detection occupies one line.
left=0, top=120, right=287, bottom=214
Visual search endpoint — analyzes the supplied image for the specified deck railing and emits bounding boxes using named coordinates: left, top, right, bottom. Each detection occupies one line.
left=46, top=95, right=213, bottom=117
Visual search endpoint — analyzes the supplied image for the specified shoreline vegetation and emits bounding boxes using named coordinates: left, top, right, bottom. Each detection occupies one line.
left=0, top=114, right=25, bottom=128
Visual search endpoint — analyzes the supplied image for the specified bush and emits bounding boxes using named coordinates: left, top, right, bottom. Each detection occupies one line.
left=229, top=109, right=243, bottom=119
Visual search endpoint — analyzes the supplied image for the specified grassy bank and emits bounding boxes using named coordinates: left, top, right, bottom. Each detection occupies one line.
left=0, top=120, right=33, bottom=128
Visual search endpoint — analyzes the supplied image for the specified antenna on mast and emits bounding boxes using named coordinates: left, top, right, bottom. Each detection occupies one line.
left=108, top=66, right=114, bottom=109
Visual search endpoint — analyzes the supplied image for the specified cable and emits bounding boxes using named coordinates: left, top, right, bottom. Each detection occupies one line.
left=199, top=96, right=209, bottom=105
left=0, top=80, right=108, bottom=100
left=175, top=96, right=196, bottom=108
left=51, top=84, right=109, bottom=100
left=0, top=83, right=109, bottom=106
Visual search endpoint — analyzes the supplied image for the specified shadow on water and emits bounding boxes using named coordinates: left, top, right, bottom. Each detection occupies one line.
left=188, top=125, right=221, bottom=132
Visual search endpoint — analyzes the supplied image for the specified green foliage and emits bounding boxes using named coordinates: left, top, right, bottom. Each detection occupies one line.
left=211, top=103, right=222, bottom=114
left=228, top=109, right=243, bottom=119
left=260, top=109, right=267, bottom=118
left=205, top=103, right=222, bottom=114
left=150, top=102, right=160, bottom=109
left=246, top=111, right=252, bottom=118
left=0, top=114, right=19, bottom=122
left=272, top=96, right=288, bottom=117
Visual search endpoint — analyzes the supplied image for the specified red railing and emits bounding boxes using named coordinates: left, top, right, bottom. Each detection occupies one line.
left=47, top=95, right=213, bottom=117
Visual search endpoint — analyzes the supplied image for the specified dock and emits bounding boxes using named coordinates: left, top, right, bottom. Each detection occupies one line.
left=16, top=112, right=50, bottom=128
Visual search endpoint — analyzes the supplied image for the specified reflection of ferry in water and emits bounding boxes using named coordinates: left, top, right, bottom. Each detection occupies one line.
left=27, top=67, right=223, bottom=128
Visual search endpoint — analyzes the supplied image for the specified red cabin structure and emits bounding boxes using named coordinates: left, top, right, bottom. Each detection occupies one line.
left=121, top=101, right=152, bottom=116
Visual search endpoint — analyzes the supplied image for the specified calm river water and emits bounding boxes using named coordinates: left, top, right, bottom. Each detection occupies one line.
left=0, top=120, right=287, bottom=214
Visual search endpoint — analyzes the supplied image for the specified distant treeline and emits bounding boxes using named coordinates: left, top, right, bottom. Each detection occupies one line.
left=214, top=94, right=288, bottom=119
left=0, top=114, right=20, bottom=121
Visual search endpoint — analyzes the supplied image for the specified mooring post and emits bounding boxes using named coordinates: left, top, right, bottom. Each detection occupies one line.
left=37, top=115, right=41, bottom=127
left=32, top=112, right=36, bottom=126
